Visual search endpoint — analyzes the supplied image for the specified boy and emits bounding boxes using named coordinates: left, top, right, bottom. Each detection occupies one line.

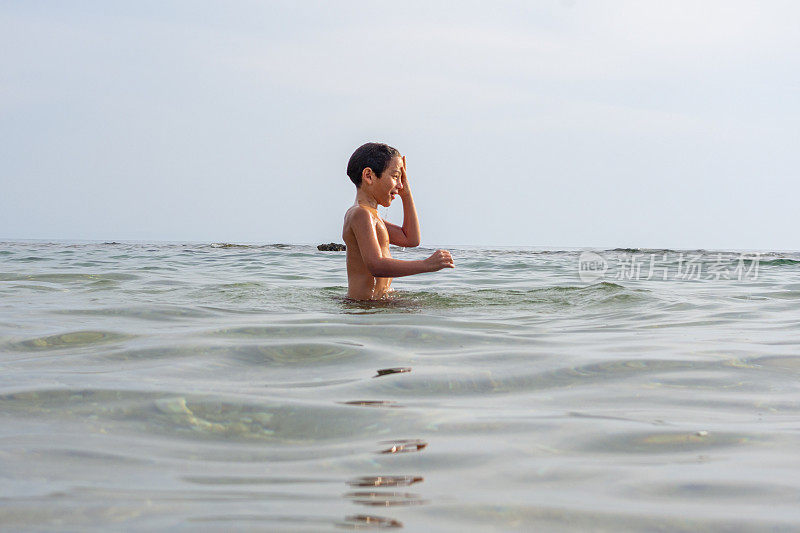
left=342, top=142, right=454, bottom=300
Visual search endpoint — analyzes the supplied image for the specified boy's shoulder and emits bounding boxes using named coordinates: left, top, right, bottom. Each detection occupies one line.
left=344, top=204, right=379, bottom=225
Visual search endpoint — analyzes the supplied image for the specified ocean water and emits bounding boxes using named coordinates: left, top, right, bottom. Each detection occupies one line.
left=2, top=241, right=800, bottom=531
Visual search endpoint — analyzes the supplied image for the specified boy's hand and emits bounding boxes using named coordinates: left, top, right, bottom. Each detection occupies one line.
left=424, top=249, right=454, bottom=272
left=399, top=155, right=411, bottom=199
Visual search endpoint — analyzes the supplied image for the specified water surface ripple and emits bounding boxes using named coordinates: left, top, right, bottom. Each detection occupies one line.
left=1, top=241, right=800, bottom=531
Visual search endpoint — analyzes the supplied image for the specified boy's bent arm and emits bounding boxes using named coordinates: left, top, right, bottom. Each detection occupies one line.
left=388, top=156, right=421, bottom=247
left=351, top=208, right=446, bottom=277
left=383, top=214, right=420, bottom=248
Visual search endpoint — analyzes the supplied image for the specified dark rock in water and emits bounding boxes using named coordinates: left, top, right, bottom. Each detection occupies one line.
left=318, top=242, right=346, bottom=251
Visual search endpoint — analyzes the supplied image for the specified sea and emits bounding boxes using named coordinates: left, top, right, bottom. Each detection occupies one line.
left=1, top=240, right=799, bottom=531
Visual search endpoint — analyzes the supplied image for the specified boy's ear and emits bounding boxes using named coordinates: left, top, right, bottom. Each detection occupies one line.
left=361, top=167, right=374, bottom=185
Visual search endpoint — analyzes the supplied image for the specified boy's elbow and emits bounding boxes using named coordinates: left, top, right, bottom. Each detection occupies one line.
left=403, top=232, right=421, bottom=247
left=365, top=258, right=388, bottom=278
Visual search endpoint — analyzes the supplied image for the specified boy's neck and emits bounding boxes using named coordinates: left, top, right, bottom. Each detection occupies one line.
left=355, top=188, right=379, bottom=211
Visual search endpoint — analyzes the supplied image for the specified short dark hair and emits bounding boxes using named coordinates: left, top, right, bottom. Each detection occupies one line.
left=346, top=142, right=401, bottom=188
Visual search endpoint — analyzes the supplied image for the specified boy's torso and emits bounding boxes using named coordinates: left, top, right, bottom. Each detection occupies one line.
left=342, top=205, right=393, bottom=300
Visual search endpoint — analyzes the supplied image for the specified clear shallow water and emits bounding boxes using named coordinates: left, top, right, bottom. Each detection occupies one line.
left=1, top=241, right=800, bottom=531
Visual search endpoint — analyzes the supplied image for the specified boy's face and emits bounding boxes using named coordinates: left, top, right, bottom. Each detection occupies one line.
left=370, top=156, right=404, bottom=207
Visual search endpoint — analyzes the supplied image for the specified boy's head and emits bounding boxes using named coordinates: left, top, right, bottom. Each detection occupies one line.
left=347, top=142, right=401, bottom=188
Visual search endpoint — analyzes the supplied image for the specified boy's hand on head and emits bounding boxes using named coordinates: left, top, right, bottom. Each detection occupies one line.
left=399, top=155, right=411, bottom=199
left=424, top=249, right=455, bottom=272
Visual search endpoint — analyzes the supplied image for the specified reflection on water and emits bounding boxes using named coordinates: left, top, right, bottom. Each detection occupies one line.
left=343, top=491, right=426, bottom=507
left=347, top=476, right=424, bottom=488
left=375, top=367, right=413, bottom=378
left=340, top=401, right=402, bottom=408
left=378, top=439, right=428, bottom=454
left=338, top=514, right=403, bottom=529
left=2, top=242, right=800, bottom=530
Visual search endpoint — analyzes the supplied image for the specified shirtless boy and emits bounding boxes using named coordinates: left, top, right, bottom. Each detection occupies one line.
left=342, top=142, right=454, bottom=300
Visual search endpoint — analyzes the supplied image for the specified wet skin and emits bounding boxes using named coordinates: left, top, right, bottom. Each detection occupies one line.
left=342, top=156, right=453, bottom=300
left=342, top=203, right=393, bottom=300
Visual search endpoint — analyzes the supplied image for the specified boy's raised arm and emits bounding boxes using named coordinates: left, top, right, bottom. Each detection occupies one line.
left=384, top=155, right=421, bottom=247
left=383, top=215, right=420, bottom=248
left=395, top=156, right=422, bottom=247
left=350, top=208, right=453, bottom=278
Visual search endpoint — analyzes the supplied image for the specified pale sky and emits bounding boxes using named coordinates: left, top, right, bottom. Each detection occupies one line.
left=2, top=1, right=798, bottom=250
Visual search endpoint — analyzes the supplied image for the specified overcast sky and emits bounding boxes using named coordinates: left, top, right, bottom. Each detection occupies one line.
left=2, top=1, right=798, bottom=249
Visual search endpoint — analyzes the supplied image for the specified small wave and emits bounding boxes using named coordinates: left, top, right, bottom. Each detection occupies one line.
left=559, top=281, right=625, bottom=291
left=1, top=389, right=425, bottom=443
left=209, top=243, right=294, bottom=249
left=606, top=247, right=702, bottom=254
left=577, top=430, right=749, bottom=454
left=7, top=330, right=133, bottom=352
left=53, top=305, right=215, bottom=322
left=225, top=342, right=367, bottom=367
left=211, top=322, right=521, bottom=350
left=215, top=282, right=266, bottom=289
left=334, top=282, right=646, bottom=313
left=211, top=243, right=252, bottom=248
left=757, top=290, right=800, bottom=300
left=759, top=258, right=800, bottom=266
left=465, top=282, right=646, bottom=309
left=0, top=272, right=139, bottom=282
left=362, top=358, right=699, bottom=397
